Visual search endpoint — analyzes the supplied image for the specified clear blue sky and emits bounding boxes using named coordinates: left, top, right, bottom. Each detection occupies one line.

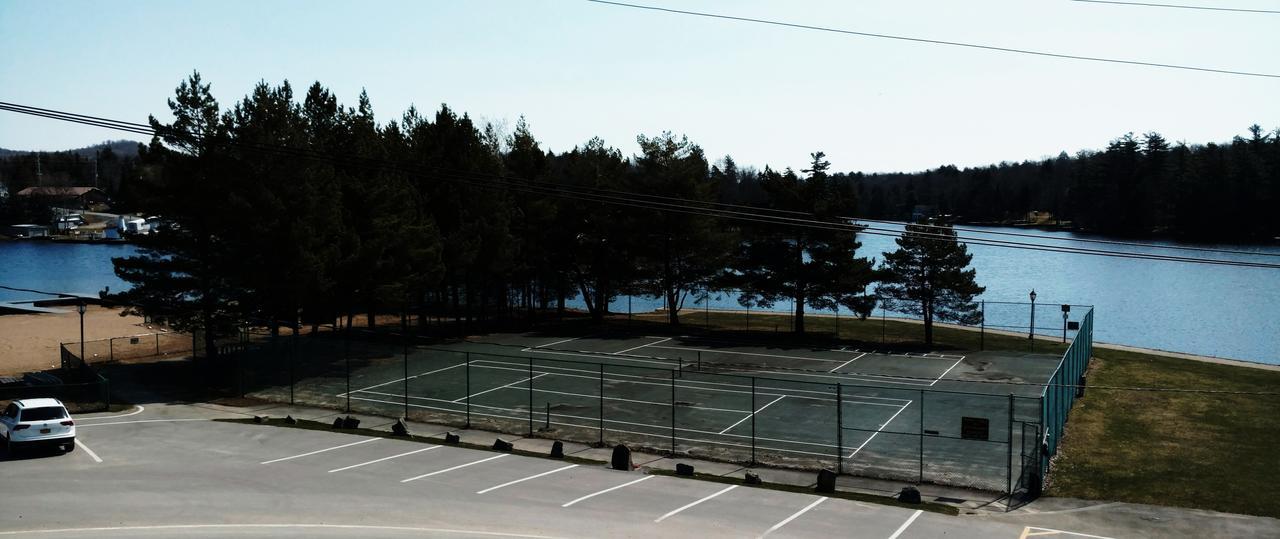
left=1, top=0, right=1277, bottom=173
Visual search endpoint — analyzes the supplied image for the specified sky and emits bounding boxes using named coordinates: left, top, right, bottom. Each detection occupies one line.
left=1, top=0, right=1277, bottom=173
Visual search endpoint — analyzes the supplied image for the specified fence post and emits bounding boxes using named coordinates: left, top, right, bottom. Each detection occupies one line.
left=598, top=363, right=605, bottom=445
left=290, top=325, right=297, bottom=405
left=750, top=377, right=757, bottom=465
left=528, top=358, right=534, bottom=436
left=109, top=337, right=114, bottom=362
left=670, top=370, right=677, bottom=455
left=465, top=352, right=472, bottom=428
left=745, top=303, right=750, bottom=332
left=156, top=333, right=160, bottom=356
left=980, top=301, right=985, bottom=351
left=344, top=327, right=351, bottom=413
left=402, top=326, right=409, bottom=420
left=704, top=288, right=710, bottom=329
left=919, top=389, right=925, bottom=484
left=836, top=383, right=844, bottom=474
left=1007, top=393, right=1015, bottom=504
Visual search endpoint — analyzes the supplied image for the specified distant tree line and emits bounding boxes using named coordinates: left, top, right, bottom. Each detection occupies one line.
left=0, top=142, right=148, bottom=223
left=837, top=128, right=1280, bottom=241
left=110, top=73, right=992, bottom=353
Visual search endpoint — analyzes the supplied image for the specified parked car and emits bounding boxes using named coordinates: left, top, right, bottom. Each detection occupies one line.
left=1, top=398, right=76, bottom=454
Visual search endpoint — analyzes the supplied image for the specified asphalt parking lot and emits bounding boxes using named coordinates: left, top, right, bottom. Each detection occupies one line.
left=0, top=403, right=1272, bottom=538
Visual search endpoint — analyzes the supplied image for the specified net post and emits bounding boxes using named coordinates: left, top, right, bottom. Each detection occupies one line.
left=290, top=323, right=297, bottom=405
left=836, top=383, right=844, bottom=474
left=1007, top=393, right=1015, bottom=505
left=528, top=357, right=535, bottom=437
left=750, top=376, right=757, bottom=466
left=697, top=350, right=701, bottom=373
left=465, top=352, right=472, bottom=428
left=670, top=370, right=677, bottom=456
left=598, top=363, right=605, bottom=446
left=918, top=389, right=925, bottom=483
left=402, top=312, right=409, bottom=420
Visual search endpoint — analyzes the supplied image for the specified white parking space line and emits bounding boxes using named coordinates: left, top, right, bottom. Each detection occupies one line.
left=828, top=352, right=867, bottom=373
left=654, top=484, right=738, bottom=523
left=328, top=446, right=440, bottom=473
left=759, top=496, right=827, bottom=538
left=453, top=373, right=549, bottom=403
left=887, top=509, right=923, bottom=539
left=76, top=405, right=145, bottom=421
left=612, top=337, right=671, bottom=355
left=476, top=464, right=579, bottom=494
left=1023, top=527, right=1117, bottom=539
left=75, top=439, right=102, bottom=463
left=561, top=475, right=654, bottom=507
left=401, top=453, right=508, bottom=483
left=718, top=395, right=786, bottom=434
left=260, top=437, right=380, bottom=465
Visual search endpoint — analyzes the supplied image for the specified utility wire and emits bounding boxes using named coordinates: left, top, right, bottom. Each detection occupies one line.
left=585, top=0, right=1280, bottom=79
left=1070, top=0, right=1280, bottom=14
left=4, top=101, right=1279, bottom=269
left=848, top=217, right=1280, bottom=258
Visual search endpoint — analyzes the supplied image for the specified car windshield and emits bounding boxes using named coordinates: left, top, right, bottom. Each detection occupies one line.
left=20, top=407, right=67, bottom=421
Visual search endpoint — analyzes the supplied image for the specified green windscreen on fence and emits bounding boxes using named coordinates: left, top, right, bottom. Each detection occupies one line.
left=1039, top=307, right=1093, bottom=479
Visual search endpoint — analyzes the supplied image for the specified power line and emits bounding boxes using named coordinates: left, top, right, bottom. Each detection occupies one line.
left=585, top=0, right=1280, bottom=79
left=1070, top=0, right=1280, bottom=14
left=4, top=101, right=1279, bottom=269
left=848, top=217, right=1280, bottom=258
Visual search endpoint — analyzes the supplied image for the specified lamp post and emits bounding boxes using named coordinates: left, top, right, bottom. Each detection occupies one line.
left=77, top=302, right=87, bottom=369
left=1061, top=304, right=1071, bottom=343
left=1028, top=290, right=1037, bottom=351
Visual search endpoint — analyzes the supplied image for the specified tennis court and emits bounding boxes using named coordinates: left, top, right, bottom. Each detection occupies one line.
left=263, top=332, right=1055, bottom=493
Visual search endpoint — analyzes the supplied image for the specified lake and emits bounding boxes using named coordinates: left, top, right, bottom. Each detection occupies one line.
left=2, top=228, right=1278, bottom=364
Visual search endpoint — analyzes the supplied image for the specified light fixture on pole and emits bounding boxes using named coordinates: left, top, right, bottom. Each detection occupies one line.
left=77, top=302, right=87, bottom=369
left=1028, top=290, right=1037, bottom=351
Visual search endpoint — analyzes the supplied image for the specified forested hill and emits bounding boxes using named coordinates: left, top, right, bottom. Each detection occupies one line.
left=818, top=128, right=1279, bottom=241
left=0, top=139, right=142, bottom=159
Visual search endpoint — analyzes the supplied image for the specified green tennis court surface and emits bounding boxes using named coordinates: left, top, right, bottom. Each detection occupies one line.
left=244, top=331, right=1060, bottom=494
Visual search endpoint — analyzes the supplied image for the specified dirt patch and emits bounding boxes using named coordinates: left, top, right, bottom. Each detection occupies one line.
left=0, top=306, right=155, bottom=375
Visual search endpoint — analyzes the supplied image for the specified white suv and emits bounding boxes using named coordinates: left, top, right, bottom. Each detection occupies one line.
left=1, top=398, right=76, bottom=454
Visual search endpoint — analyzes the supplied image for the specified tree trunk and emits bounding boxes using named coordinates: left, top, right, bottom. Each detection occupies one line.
left=794, top=294, right=806, bottom=334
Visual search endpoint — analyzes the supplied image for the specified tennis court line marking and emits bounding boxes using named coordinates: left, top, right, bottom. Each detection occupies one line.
left=887, top=509, right=923, bottom=539
left=534, top=337, right=584, bottom=349
left=453, top=373, right=549, bottom=403
left=651, top=345, right=844, bottom=364
left=260, top=437, right=380, bottom=465
left=612, top=337, right=672, bottom=355
left=655, top=484, right=738, bottom=523
left=457, top=359, right=912, bottom=403
left=345, top=395, right=846, bottom=456
left=340, top=362, right=466, bottom=396
left=475, top=464, right=578, bottom=494
left=351, top=363, right=909, bottom=408
left=328, top=446, right=440, bottom=473
left=846, top=401, right=913, bottom=459
left=718, top=395, right=786, bottom=434
left=401, top=453, right=508, bottom=483
left=562, top=475, right=654, bottom=507
left=928, top=356, right=966, bottom=386
left=827, top=352, right=867, bottom=373
left=517, top=347, right=677, bottom=368
left=759, top=496, right=827, bottom=538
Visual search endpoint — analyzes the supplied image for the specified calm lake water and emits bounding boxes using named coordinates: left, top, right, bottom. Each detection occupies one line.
left=3, top=228, right=1279, bottom=363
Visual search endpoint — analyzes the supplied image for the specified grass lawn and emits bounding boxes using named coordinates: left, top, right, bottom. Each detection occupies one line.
left=624, top=309, right=1278, bottom=517
left=1045, top=348, right=1280, bottom=517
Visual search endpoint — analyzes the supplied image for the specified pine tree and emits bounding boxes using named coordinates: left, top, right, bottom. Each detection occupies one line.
left=875, top=223, right=984, bottom=346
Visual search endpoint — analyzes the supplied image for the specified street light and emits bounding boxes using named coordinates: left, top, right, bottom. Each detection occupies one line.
left=1028, top=290, right=1037, bottom=351
left=77, top=302, right=87, bottom=369
left=1061, top=304, right=1071, bottom=343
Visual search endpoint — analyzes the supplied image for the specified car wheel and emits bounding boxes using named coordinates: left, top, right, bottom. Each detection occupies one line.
left=64, top=441, right=75, bottom=453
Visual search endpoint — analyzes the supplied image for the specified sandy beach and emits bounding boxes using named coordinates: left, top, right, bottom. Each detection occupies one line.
left=0, top=306, right=154, bottom=375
